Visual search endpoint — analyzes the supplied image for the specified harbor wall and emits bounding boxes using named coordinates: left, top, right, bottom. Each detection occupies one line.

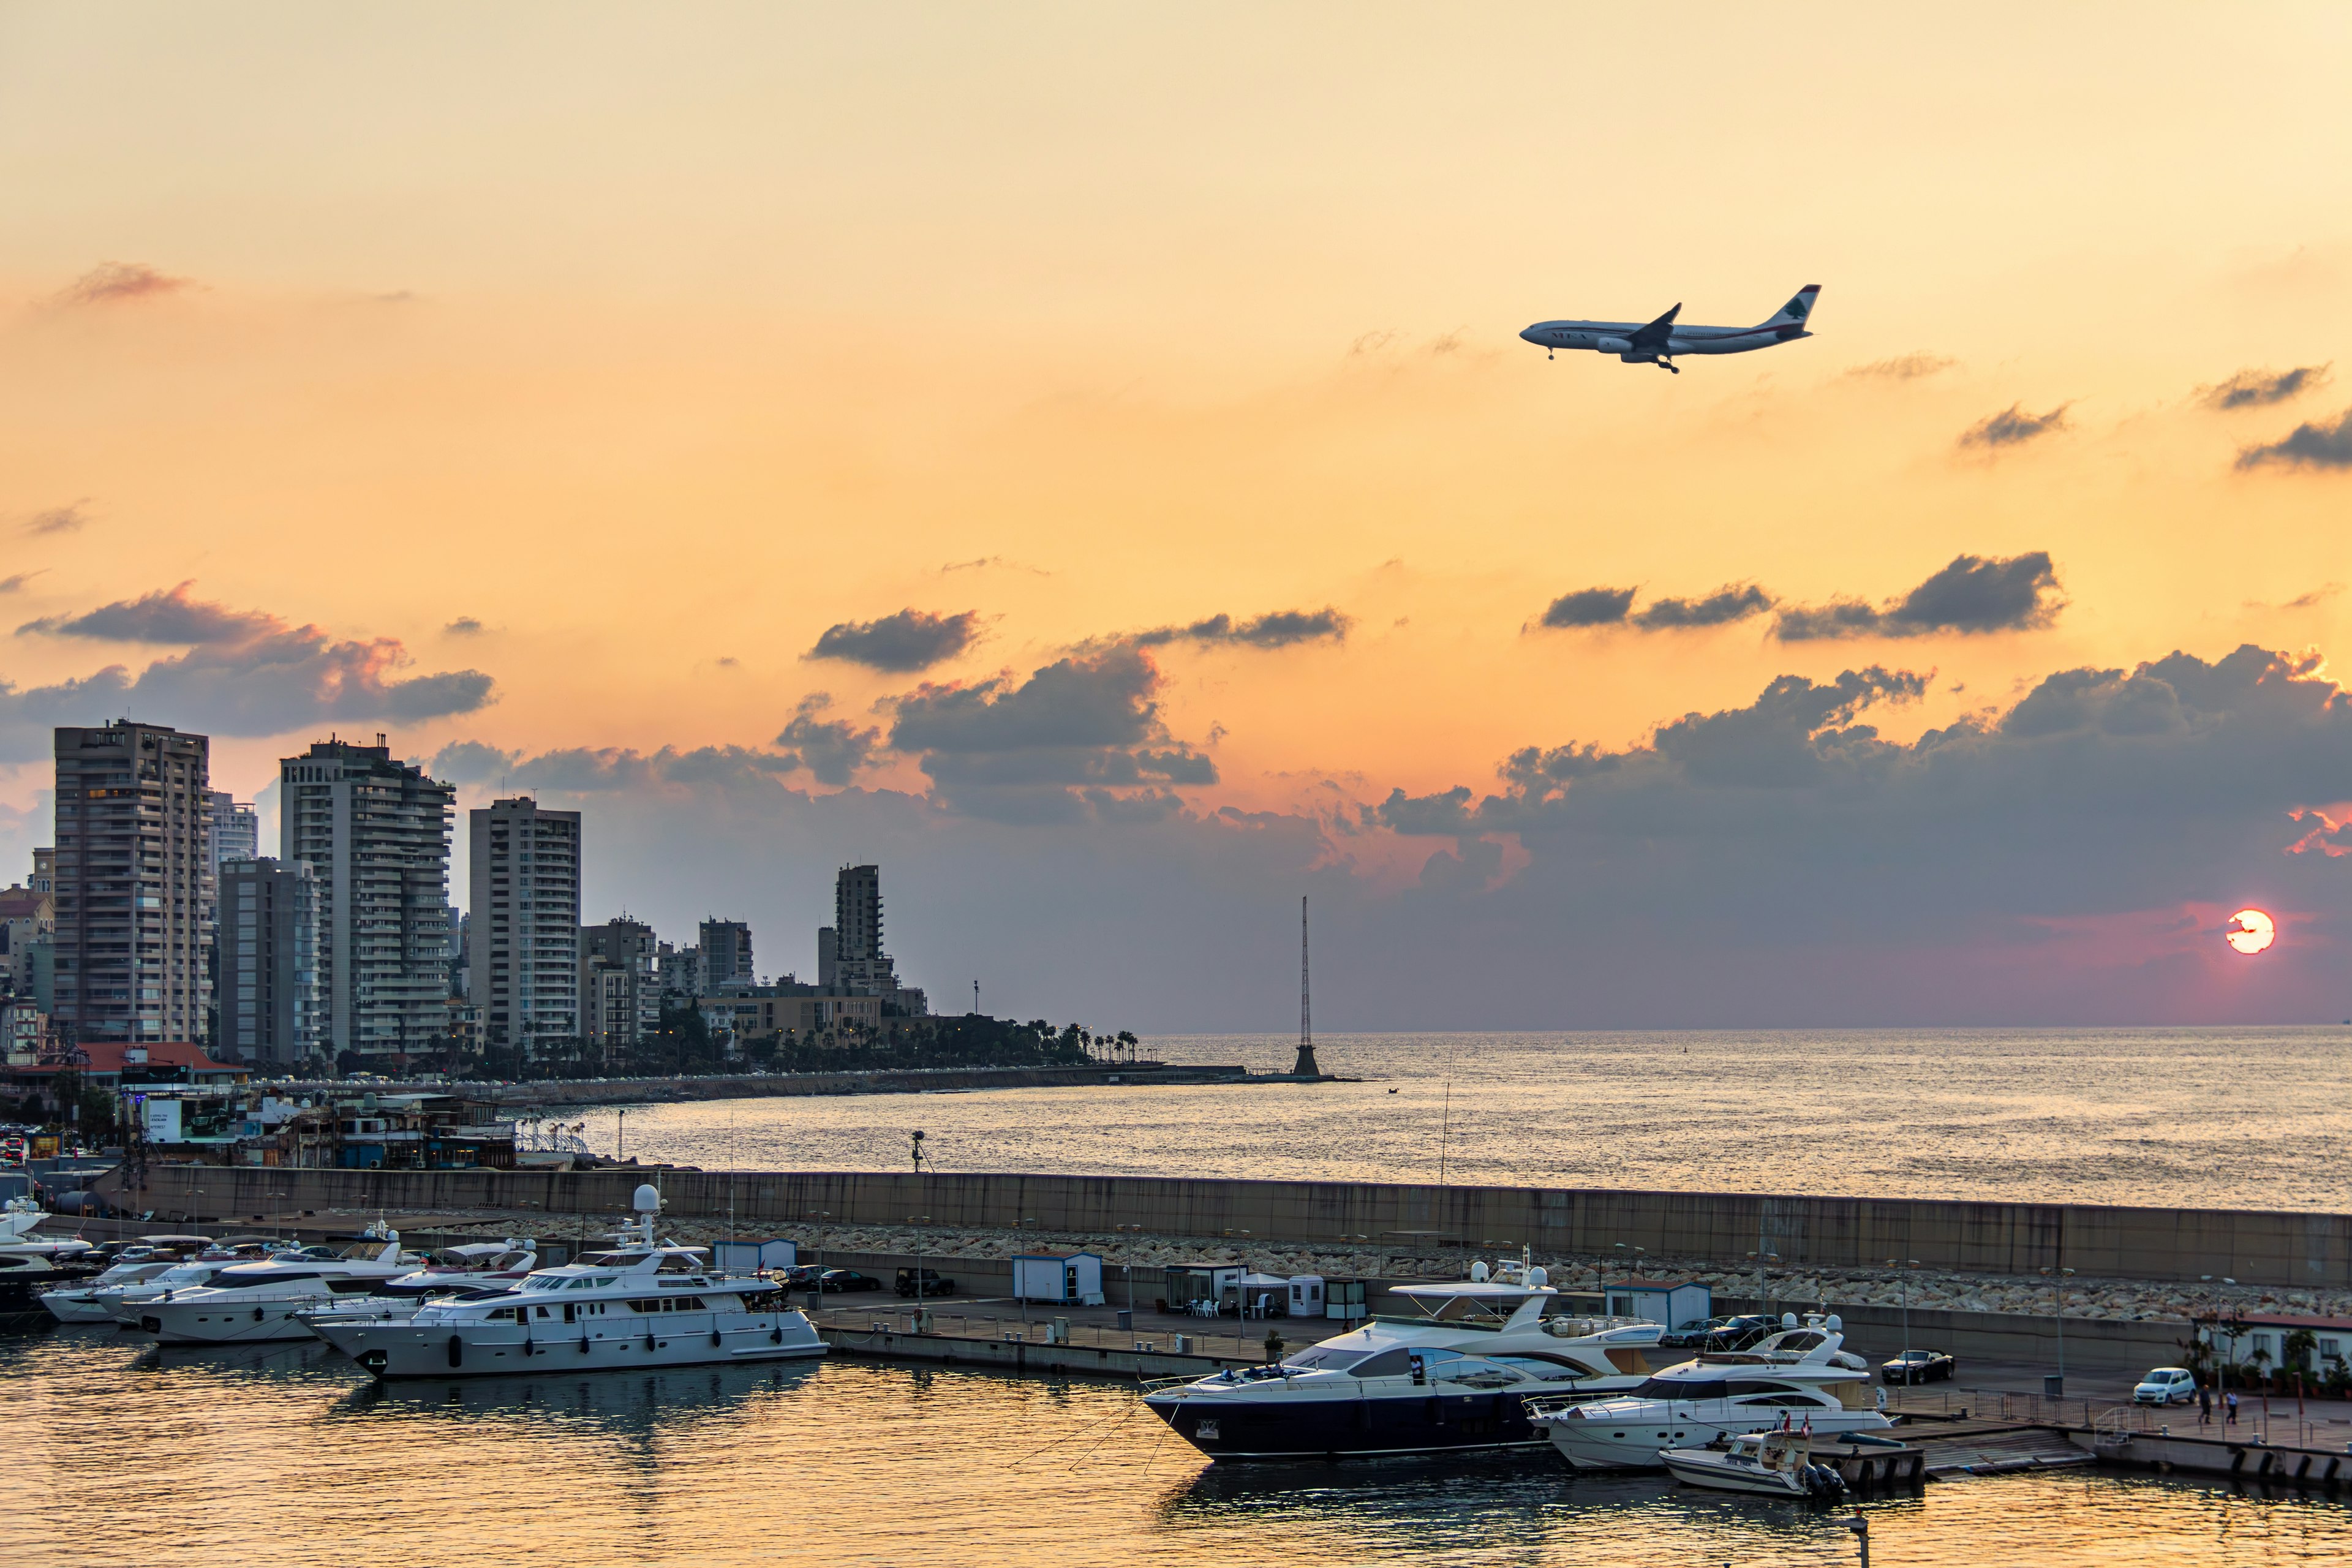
left=99, top=1165, right=2352, bottom=1289
left=238, top=1063, right=1246, bottom=1107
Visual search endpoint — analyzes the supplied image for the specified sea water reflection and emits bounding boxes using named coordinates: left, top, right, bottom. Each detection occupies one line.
left=6, top=1326, right=2352, bottom=1567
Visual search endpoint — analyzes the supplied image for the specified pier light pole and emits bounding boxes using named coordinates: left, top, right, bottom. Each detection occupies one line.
left=2039, top=1265, right=2075, bottom=1393
left=908, top=1215, right=930, bottom=1323
left=805, top=1210, right=831, bottom=1313
left=1747, top=1251, right=1779, bottom=1321
left=1887, top=1259, right=1920, bottom=1357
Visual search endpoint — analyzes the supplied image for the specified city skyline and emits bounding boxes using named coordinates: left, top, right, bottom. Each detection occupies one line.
left=3, top=7, right=2351, bottom=1030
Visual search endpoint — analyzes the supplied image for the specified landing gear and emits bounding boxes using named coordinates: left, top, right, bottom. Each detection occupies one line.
left=1547, top=350, right=1555, bottom=360
left=1657, top=360, right=1679, bottom=374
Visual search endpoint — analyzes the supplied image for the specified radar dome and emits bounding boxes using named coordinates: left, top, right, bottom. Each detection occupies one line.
left=1825, top=1314, right=1842, bottom=1331
left=1528, top=1265, right=1549, bottom=1287
left=1781, top=1312, right=1798, bottom=1328
left=633, top=1183, right=662, bottom=1215
left=1469, top=1261, right=1490, bottom=1282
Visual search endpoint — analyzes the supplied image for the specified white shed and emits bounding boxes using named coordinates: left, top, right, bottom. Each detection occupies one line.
left=1012, top=1252, right=1106, bottom=1305
left=1286, top=1275, right=1325, bottom=1318
left=1605, top=1278, right=1713, bottom=1331
left=710, top=1238, right=797, bottom=1274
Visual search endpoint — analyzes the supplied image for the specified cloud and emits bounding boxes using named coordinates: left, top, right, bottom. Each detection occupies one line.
left=941, top=556, right=1050, bottom=576
left=0, top=589, right=496, bottom=760
left=445, top=616, right=484, bottom=636
left=0, top=572, right=41, bottom=594
left=26, top=502, right=90, bottom=536
left=1775, top=552, right=2064, bottom=641
left=1846, top=353, right=1956, bottom=380
left=1959, top=402, right=2071, bottom=450
left=429, top=740, right=520, bottom=784
left=1133, top=607, right=1351, bottom=649
left=807, top=608, right=980, bottom=672
left=1536, top=587, right=1635, bottom=629
left=2236, top=407, right=2352, bottom=472
left=18, top=580, right=275, bottom=643
left=1630, top=584, right=1774, bottom=630
left=52, top=262, right=190, bottom=307
left=773, top=694, right=881, bottom=787
left=2199, top=365, right=2331, bottom=410
left=888, top=646, right=1215, bottom=821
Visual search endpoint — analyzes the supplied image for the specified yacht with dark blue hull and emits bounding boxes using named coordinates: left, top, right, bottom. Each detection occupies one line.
left=1142, top=1262, right=1665, bottom=1460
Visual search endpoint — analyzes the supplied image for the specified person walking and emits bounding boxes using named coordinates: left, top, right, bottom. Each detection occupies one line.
left=2225, top=1389, right=2239, bottom=1426
left=2199, top=1382, right=2212, bottom=1425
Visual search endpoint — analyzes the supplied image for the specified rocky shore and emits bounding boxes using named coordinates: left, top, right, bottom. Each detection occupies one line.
left=346, top=1206, right=2348, bottom=1324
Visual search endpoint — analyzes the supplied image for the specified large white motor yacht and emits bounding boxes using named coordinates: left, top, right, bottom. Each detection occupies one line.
left=127, top=1228, right=421, bottom=1344
left=1532, top=1315, right=1891, bottom=1471
left=303, top=1240, right=542, bottom=1330
left=306, top=1186, right=826, bottom=1378
left=1143, top=1258, right=1667, bottom=1460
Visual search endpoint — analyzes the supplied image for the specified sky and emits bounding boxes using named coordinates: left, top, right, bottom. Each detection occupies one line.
left=4, top=4, right=2352, bottom=1031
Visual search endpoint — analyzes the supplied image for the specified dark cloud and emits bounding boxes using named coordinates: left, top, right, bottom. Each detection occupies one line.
left=2199, top=365, right=2330, bottom=410
left=0, top=572, right=40, bottom=594
left=1536, top=587, right=1635, bottom=629
left=0, top=590, right=496, bottom=760
left=1846, top=353, right=1955, bottom=380
left=1133, top=607, right=1351, bottom=649
left=445, top=616, right=484, bottom=636
left=888, top=646, right=1215, bottom=822
left=1631, top=584, right=1774, bottom=630
left=2236, top=407, right=2352, bottom=472
left=773, top=695, right=881, bottom=787
left=429, top=740, right=519, bottom=784
left=1776, top=552, right=2063, bottom=641
left=1959, top=402, right=2071, bottom=450
left=807, top=609, right=979, bottom=672
left=26, top=502, right=89, bottom=536
left=19, top=581, right=276, bottom=643
left=52, top=262, right=190, bottom=307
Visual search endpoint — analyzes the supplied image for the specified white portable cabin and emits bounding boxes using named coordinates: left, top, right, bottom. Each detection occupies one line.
left=1285, top=1275, right=1325, bottom=1319
left=709, top=1238, right=799, bottom=1274
left=1012, top=1252, right=1106, bottom=1306
left=1605, top=1278, right=1713, bottom=1331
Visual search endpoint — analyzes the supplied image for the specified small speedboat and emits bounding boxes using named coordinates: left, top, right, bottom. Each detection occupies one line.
left=1661, top=1425, right=1847, bottom=1499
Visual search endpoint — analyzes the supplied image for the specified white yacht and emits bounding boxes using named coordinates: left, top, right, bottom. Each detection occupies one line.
left=302, top=1241, right=541, bottom=1330
left=1660, top=1423, right=1849, bottom=1498
left=1533, top=1315, right=1891, bottom=1471
left=1142, top=1259, right=1667, bottom=1460
left=127, top=1228, right=421, bottom=1345
left=306, top=1186, right=826, bottom=1379
left=0, top=1247, right=100, bottom=1313
left=1, top=1196, right=50, bottom=1242
left=41, top=1244, right=217, bottom=1323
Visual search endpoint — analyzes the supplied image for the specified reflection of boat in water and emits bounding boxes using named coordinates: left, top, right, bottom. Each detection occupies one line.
left=337, top=1355, right=825, bottom=1430
left=1144, top=1257, right=1664, bottom=1460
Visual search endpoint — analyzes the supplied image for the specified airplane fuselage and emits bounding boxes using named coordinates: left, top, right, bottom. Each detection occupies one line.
left=1518, top=318, right=1811, bottom=359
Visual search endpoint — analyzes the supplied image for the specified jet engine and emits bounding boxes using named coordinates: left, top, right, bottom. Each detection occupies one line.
left=1594, top=337, right=1632, bottom=355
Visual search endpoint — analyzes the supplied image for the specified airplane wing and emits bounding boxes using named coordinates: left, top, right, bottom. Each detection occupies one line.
left=1628, top=303, right=1682, bottom=350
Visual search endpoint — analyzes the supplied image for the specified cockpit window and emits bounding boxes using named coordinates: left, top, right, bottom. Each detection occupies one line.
left=1281, top=1345, right=1368, bottom=1371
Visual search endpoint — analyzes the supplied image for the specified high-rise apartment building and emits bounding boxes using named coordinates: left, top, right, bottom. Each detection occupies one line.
left=699, top=919, right=755, bottom=993
left=469, top=797, right=582, bottom=1054
left=279, top=736, right=455, bottom=1063
left=655, top=941, right=704, bottom=1001
left=831, top=862, right=897, bottom=993
left=206, top=791, right=258, bottom=873
left=52, top=722, right=214, bottom=1043
left=581, top=916, right=660, bottom=1063
left=218, top=858, right=320, bottom=1068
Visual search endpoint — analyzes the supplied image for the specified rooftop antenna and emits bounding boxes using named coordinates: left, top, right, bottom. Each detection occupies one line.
left=1292, top=895, right=1321, bottom=1078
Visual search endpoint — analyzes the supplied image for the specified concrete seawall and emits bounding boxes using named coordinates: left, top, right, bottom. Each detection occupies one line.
left=246, top=1063, right=1246, bottom=1107
left=102, top=1165, right=2352, bottom=1289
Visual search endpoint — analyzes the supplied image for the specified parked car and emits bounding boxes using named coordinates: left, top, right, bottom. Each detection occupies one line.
left=895, top=1268, right=957, bottom=1298
left=820, top=1268, right=885, bottom=1294
left=1659, top=1314, right=1744, bottom=1349
left=778, top=1264, right=827, bottom=1287
left=2133, top=1366, right=2199, bottom=1405
left=1881, top=1349, right=1956, bottom=1385
left=1697, top=1314, right=1782, bottom=1353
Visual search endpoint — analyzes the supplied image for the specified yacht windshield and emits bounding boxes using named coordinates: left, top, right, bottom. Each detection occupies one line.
left=1280, top=1345, right=1369, bottom=1372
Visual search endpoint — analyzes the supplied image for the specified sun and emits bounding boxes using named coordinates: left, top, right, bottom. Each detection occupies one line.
left=2224, top=909, right=2276, bottom=956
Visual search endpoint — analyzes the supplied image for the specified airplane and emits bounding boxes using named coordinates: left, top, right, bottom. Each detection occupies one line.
left=1521, top=285, right=1821, bottom=373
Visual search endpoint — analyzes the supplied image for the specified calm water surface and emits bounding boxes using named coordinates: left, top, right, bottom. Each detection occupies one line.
left=586, top=1028, right=2352, bottom=1210
left=3, top=1326, right=2348, bottom=1567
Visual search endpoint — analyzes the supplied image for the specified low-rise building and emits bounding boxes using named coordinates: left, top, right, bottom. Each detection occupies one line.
left=696, top=986, right=881, bottom=1041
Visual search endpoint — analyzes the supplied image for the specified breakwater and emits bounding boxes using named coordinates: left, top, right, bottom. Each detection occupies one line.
left=246, top=1061, right=1248, bottom=1106
left=100, top=1165, right=2352, bottom=1289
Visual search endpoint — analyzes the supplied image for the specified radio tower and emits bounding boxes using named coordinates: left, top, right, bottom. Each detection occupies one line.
left=1292, top=894, right=1321, bottom=1077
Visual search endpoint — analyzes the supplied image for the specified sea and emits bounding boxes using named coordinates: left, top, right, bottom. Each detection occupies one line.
left=575, top=1028, right=2352, bottom=1212
left=7, top=1330, right=2352, bottom=1568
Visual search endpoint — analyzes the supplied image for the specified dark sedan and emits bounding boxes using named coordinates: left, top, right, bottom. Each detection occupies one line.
left=819, top=1268, right=886, bottom=1294
left=1882, top=1348, right=1956, bottom=1384
left=1696, top=1314, right=1782, bottom=1352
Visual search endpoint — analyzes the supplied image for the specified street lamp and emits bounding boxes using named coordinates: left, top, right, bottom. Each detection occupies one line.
left=1887, top=1258, right=1920, bottom=1357
left=804, top=1210, right=832, bottom=1312
left=1747, top=1250, right=1780, bottom=1318
left=2039, top=1265, right=2076, bottom=1393
left=908, top=1215, right=931, bottom=1324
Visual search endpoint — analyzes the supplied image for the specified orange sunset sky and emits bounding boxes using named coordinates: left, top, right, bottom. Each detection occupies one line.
left=4, top=5, right=2351, bottom=1030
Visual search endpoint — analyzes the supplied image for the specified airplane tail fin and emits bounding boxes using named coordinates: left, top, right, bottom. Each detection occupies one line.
left=1758, top=284, right=1822, bottom=330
